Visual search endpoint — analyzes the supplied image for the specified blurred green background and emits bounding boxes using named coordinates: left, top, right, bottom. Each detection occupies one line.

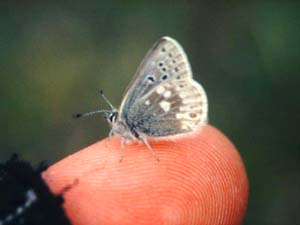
left=1, top=1, right=299, bottom=224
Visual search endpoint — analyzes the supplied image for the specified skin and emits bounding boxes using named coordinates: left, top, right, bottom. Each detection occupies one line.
left=43, top=125, right=248, bottom=225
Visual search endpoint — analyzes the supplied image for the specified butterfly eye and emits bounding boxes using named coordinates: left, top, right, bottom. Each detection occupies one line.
left=108, top=111, right=118, bottom=123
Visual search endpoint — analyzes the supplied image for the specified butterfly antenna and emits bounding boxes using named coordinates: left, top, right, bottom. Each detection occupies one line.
left=99, top=90, right=115, bottom=110
left=73, top=110, right=109, bottom=118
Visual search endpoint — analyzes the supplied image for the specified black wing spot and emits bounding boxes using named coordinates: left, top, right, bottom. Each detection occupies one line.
left=147, top=76, right=155, bottom=82
left=158, top=62, right=164, bottom=67
left=189, top=112, right=197, bottom=118
left=176, top=75, right=181, bottom=79
left=174, top=67, right=179, bottom=72
left=162, top=67, right=167, bottom=72
left=168, top=53, right=173, bottom=57
left=161, top=74, right=168, bottom=80
left=161, top=47, right=166, bottom=52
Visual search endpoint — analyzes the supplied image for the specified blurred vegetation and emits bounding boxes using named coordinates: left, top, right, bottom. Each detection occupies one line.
left=0, top=1, right=299, bottom=224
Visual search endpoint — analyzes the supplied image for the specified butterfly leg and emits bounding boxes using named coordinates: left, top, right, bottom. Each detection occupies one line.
left=104, top=129, right=114, bottom=150
left=140, top=136, right=160, bottom=162
left=119, top=138, right=126, bottom=162
left=108, top=129, right=114, bottom=142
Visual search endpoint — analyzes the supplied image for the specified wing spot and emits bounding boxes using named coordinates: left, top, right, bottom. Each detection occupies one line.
left=163, top=90, right=172, bottom=98
left=156, top=86, right=166, bottom=94
left=164, top=83, right=171, bottom=88
left=180, top=106, right=188, bottom=111
left=172, top=59, right=176, bottom=63
left=161, top=74, right=168, bottom=80
left=182, top=121, right=197, bottom=130
left=183, top=98, right=201, bottom=104
left=181, top=124, right=189, bottom=130
left=161, top=47, right=166, bottom=52
left=159, top=101, right=171, bottom=112
left=189, top=112, right=198, bottom=118
left=147, top=76, right=155, bottom=83
left=158, top=62, right=164, bottom=67
left=176, top=75, right=181, bottom=79
left=168, top=53, right=173, bottom=57
left=176, top=113, right=184, bottom=119
left=161, top=67, right=167, bottom=72
left=175, top=67, right=179, bottom=72
left=179, top=92, right=188, bottom=98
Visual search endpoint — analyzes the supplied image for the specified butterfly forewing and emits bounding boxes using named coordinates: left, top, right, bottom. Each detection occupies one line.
left=119, top=37, right=208, bottom=137
left=120, top=37, right=191, bottom=113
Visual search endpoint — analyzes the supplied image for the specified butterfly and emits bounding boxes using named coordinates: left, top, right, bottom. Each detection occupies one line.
left=75, top=37, right=208, bottom=161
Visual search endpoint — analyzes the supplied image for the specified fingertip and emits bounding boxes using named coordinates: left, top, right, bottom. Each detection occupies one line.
left=43, top=125, right=248, bottom=225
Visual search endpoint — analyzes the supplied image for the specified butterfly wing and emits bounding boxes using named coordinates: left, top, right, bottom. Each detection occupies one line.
left=120, top=37, right=208, bottom=137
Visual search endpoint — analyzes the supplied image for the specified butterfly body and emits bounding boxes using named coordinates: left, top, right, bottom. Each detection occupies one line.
left=76, top=36, right=208, bottom=159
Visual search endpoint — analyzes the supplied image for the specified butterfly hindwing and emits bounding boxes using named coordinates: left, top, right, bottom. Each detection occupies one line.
left=125, top=78, right=207, bottom=136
